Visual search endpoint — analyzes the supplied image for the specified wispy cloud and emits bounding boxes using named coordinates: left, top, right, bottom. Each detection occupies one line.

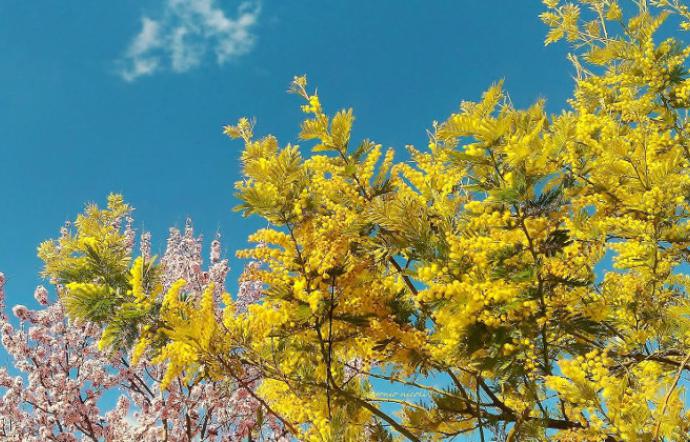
left=119, top=0, right=260, bottom=82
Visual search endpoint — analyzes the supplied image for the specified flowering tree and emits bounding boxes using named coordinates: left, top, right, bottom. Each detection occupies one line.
left=0, top=201, right=285, bottom=441
left=30, top=0, right=690, bottom=441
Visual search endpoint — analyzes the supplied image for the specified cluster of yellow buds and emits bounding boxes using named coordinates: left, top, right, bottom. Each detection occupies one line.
left=301, top=94, right=322, bottom=114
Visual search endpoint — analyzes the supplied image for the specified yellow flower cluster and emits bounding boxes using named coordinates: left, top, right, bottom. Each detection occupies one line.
left=204, top=7, right=690, bottom=436
left=131, top=281, right=225, bottom=389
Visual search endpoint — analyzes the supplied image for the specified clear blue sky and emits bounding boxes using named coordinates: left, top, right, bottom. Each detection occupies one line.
left=0, top=0, right=572, bottom=308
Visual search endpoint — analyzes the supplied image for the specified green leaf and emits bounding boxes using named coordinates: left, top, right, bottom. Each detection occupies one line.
left=62, top=283, right=119, bottom=323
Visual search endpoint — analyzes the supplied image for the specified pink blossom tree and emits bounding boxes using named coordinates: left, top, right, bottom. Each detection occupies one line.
left=0, top=221, right=286, bottom=442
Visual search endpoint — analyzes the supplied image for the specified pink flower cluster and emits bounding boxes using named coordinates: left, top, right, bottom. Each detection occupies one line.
left=0, top=223, right=286, bottom=442
left=160, top=220, right=229, bottom=300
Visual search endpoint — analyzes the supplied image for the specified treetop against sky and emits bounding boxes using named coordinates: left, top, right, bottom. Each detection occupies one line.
left=7, top=0, right=690, bottom=441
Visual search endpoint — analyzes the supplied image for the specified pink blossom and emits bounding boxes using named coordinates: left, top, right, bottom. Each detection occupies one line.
left=0, top=272, right=6, bottom=321
left=123, top=216, right=135, bottom=254
left=140, top=231, right=152, bottom=261
left=33, top=285, right=49, bottom=305
left=236, top=260, right=263, bottom=314
left=210, top=238, right=222, bottom=263
left=12, top=305, right=31, bottom=321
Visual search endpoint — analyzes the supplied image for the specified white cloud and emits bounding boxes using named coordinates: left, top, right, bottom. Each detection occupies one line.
left=119, top=0, right=260, bottom=81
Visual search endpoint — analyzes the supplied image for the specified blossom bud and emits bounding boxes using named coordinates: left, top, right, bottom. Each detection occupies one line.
left=34, top=286, right=49, bottom=305
left=210, top=239, right=222, bottom=263
left=12, top=305, right=31, bottom=322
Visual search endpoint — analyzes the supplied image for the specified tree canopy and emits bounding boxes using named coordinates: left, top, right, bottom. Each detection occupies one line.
left=33, top=0, right=690, bottom=440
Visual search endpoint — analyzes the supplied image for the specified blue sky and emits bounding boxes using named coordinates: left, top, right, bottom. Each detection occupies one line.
left=0, top=0, right=573, bottom=309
